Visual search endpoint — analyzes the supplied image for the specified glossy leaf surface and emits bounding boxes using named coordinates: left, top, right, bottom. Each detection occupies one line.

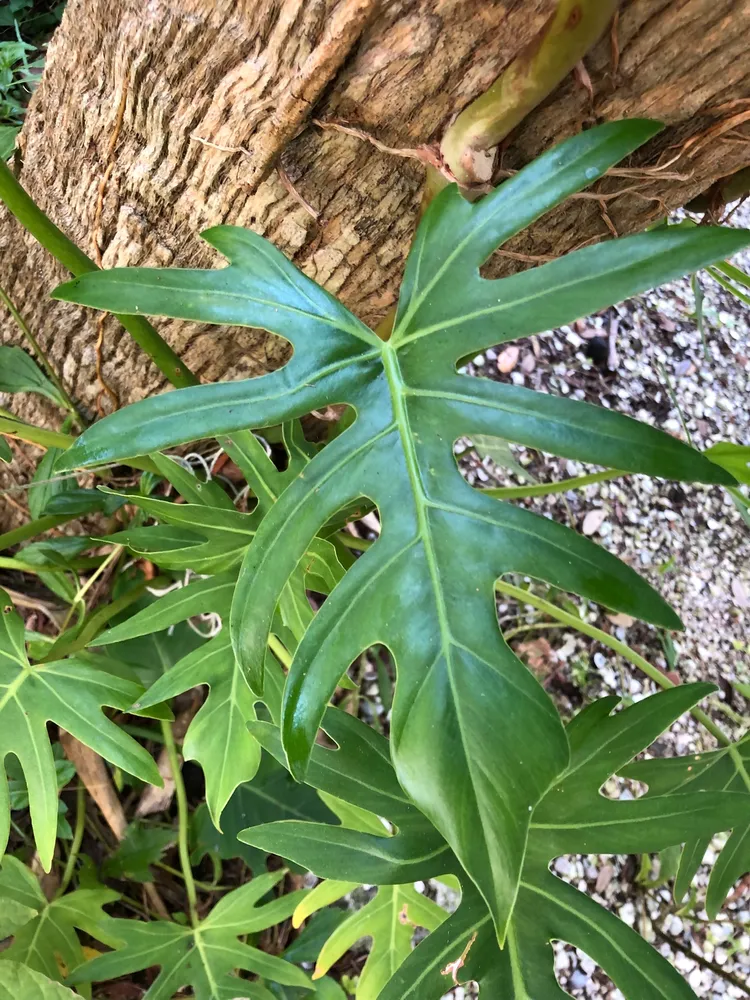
left=55, top=120, right=749, bottom=940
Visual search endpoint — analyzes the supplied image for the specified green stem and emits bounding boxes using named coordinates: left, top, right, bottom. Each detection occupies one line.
left=0, top=159, right=198, bottom=389
left=162, top=719, right=198, bottom=925
left=484, top=469, right=625, bottom=500
left=0, top=513, right=73, bottom=551
left=494, top=579, right=732, bottom=747
left=0, top=283, right=85, bottom=424
left=38, top=581, right=148, bottom=661
left=57, top=784, right=86, bottom=896
left=502, top=621, right=566, bottom=643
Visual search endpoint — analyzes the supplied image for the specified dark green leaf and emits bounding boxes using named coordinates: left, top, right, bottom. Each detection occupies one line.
left=624, top=733, right=750, bottom=916
left=103, top=822, right=176, bottom=882
left=55, top=120, right=749, bottom=940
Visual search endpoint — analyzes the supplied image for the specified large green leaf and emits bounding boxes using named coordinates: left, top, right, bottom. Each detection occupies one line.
left=69, top=870, right=312, bottom=1000
left=623, top=732, right=750, bottom=917
left=55, top=120, right=749, bottom=941
left=244, top=687, right=750, bottom=999
left=0, top=590, right=162, bottom=869
left=293, top=880, right=446, bottom=999
left=0, top=855, right=121, bottom=989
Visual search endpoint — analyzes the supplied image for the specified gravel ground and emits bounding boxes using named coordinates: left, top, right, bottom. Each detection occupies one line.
left=438, top=204, right=750, bottom=999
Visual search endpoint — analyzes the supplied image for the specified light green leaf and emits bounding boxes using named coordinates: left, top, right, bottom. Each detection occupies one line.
left=297, top=881, right=446, bottom=1000
left=69, top=870, right=313, bottom=1000
left=0, top=346, right=67, bottom=408
left=0, top=855, right=120, bottom=988
left=706, top=442, right=750, bottom=485
left=0, top=590, right=162, bottom=869
left=134, top=632, right=264, bottom=826
left=0, top=961, right=78, bottom=999
left=471, top=434, right=536, bottom=481
left=55, top=120, right=749, bottom=941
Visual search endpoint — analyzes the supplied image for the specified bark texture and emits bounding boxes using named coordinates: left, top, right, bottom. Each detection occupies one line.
left=1, top=0, right=750, bottom=422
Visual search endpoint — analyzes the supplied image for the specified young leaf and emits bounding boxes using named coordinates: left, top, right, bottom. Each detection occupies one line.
left=0, top=590, right=162, bottom=869
left=103, top=821, right=176, bottom=882
left=0, top=855, right=120, bottom=987
left=54, top=120, right=749, bottom=940
left=380, top=685, right=750, bottom=999
left=28, top=447, right=76, bottom=520
left=69, top=870, right=312, bottom=1000
left=705, top=441, right=750, bottom=485
left=0, top=345, right=68, bottom=409
left=623, top=733, right=750, bottom=917
left=294, top=880, right=446, bottom=999
left=132, top=632, right=268, bottom=826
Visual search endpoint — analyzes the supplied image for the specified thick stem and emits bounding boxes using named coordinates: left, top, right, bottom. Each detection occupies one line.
left=0, top=159, right=198, bottom=390
left=440, top=0, right=619, bottom=187
left=494, top=579, right=732, bottom=747
left=162, top=719, right=198, bottom=925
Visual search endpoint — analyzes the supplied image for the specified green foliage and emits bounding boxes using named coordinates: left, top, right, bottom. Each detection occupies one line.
left=0, top=588, right=162, bottom=868
left=0, top=961, right=78, bottom=1000
left=0, top=345, right=69, bottom=409
left=102, top=822, right=176, bottom=883
left=69, top=870, right=312, bottom=1000
left=294, top=880, right=446, bottom=999
left=0, top=855, right=120, bottom=987
left=624, top=733, right=750, bottom=917
left=55, top=118, right=748, bottom=945
left=376, top=687, right=750, bottom=998
left=1, top=118, right=749, bottom=999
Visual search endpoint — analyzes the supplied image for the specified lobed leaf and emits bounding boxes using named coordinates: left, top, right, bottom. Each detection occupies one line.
left=54, top=120, right=749, bottom=940
left=0, top=590, right=161, bottom=869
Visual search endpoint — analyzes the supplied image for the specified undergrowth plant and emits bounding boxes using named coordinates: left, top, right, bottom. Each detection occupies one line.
left=0, top=119, right=749, bottom=999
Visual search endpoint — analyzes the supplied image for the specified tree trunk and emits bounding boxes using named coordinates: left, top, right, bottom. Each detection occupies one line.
left=1, top=0, right=749, bottom=423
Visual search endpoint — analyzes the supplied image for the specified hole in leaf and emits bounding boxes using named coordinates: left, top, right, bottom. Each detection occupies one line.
left=598, top=774, right=648, bottom=801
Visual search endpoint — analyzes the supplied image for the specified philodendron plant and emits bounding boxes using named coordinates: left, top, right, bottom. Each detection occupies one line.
left=1, top=119, right=749, bottom=999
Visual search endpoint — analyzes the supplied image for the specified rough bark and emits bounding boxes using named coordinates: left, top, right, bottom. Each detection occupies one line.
left=1, top=0, right=749, bottom=423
